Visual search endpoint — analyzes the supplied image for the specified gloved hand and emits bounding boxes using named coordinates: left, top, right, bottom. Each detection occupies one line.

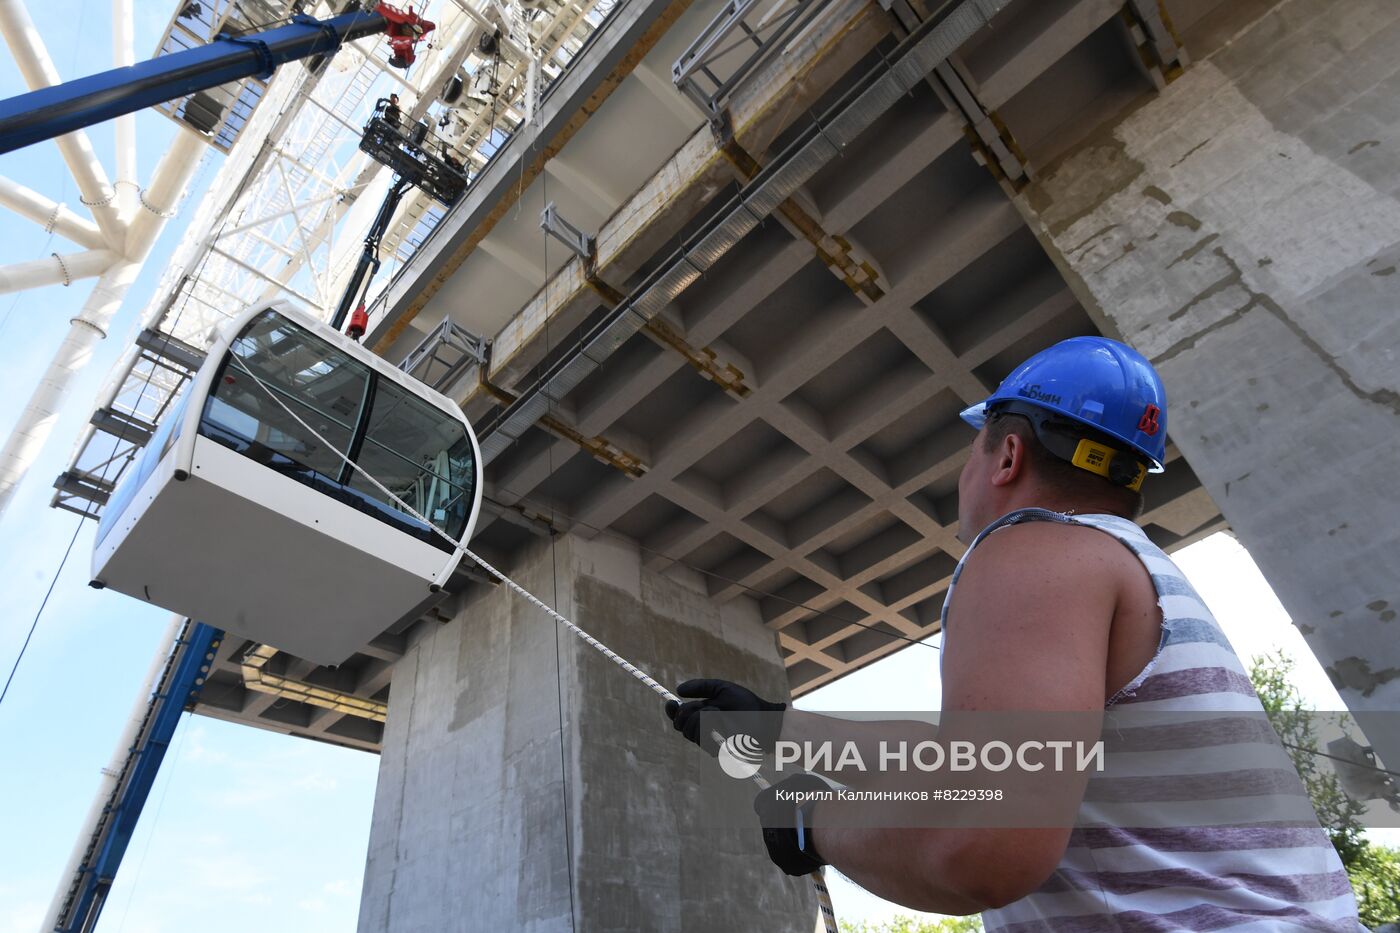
left=664, top=678, right=786, bottom=757
left=753, top=773, right=830, bottom=876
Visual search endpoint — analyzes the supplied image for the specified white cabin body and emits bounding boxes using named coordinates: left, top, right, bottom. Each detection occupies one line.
left=92, top=302, right=483, bottom=665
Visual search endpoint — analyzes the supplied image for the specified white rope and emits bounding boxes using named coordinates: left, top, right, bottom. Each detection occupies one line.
left=226, top=353, right=839, bottom=930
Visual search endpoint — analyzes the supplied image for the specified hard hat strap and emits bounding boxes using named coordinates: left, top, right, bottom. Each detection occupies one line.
left=990, top=401, right=1147, bottom=491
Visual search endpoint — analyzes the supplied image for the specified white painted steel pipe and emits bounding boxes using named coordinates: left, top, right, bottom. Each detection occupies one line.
left=0, top=260, right=137, bottom=514
left=0, top=175, right=107, bottom=250
left=0, top=249, right=115, bottom=293
left=111, top=0, right=138, bottom=221
left=0, top=0, right=125, bottom=248
left=124, top=128, right=205, bottom=261
left=0, top=127, right=204, bottom=519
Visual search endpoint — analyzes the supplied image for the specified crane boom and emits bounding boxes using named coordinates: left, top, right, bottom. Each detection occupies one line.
left=0, top=7, right=434, bottom=155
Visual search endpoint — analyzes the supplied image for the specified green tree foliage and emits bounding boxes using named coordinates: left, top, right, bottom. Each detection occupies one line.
left=1351, top=845, right=1400, bottom=929
left=1248, top=650, right=1400, bottom=927
left=1250, top=649, right=1369, bottom=864
left=840, top=915, right=983, bottom=933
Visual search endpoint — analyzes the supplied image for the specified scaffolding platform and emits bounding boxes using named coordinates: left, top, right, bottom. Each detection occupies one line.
left=359, top=103, right=467, bottom=206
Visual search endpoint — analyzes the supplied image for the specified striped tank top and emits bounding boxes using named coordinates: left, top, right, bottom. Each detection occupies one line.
left=940, top=508, right=1361, bottom=931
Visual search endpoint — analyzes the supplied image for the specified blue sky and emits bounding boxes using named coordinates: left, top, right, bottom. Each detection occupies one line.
left=0, top=5, right=1371, bottom=932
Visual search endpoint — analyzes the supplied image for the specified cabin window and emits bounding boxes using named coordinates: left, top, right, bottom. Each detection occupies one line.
left=197, top=310, right=474, bottom=550
left=204, top=310, right=367, bottom=482
left=346, top=377, right=475, bottom=543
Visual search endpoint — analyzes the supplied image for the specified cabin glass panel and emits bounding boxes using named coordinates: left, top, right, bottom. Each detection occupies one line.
left=197, top=309, right=473, bottom=550
left=346, top=378, right=475, bottom=542
left=203, top=310, right=366, bottom=479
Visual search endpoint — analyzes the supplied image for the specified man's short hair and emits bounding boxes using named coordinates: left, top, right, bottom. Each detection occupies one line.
left=982, top=413, right=1145, bottom=520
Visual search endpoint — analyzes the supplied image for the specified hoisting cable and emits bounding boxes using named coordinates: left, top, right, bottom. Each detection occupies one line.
left=0, top=201, right=79, bottom=707
left=224, top=352, right=841, bottom=931
left=539, top=156, right=581, bottom=933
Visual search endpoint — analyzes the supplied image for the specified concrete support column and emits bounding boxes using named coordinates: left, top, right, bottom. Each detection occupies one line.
left=1015, top=1, right=1400, bottom=760
left=357, top=534, right=814, bottom=932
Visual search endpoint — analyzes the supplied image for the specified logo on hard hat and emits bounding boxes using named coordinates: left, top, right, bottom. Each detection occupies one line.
left=1019, top=384, right=1062, bottom=406
left=718, top=732, right=765, bottom=779
left=1138, top=404, right=1161, bottom=436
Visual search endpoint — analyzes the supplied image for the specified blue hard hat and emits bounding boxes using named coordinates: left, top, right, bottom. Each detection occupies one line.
left=960, top=336, right=1168, bottom=472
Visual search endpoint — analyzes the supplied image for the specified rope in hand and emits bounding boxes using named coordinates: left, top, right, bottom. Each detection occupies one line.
left=226, top=353, right=840, bottom=931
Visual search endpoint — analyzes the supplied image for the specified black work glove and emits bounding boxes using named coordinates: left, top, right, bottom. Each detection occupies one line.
left=663, top=678, right=786, bottom=756
left=753, top=773, right=829, bottom=876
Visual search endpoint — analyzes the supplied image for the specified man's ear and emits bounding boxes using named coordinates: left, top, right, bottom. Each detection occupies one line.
left=988, top=433, right=1028, bottom=487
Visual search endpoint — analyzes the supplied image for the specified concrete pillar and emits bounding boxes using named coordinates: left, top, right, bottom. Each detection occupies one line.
left=357, top=533, right=815, bottom=932
left=1016, top=1, right=1400, bottom=761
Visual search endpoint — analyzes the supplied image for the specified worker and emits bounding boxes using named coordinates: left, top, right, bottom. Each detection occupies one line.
left=381, top=93, right=402, bottom=130
left=441, top=145, right=464, bottom=174
left=666, top=336, right=1360, bottom=930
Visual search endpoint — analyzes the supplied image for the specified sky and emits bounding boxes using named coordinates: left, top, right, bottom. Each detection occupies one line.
left=0, top=5, right=1379, bottom=933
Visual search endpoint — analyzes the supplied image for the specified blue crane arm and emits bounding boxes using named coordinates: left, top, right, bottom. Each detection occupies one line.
left=51, top=622, right=224, bottom=933
left=0, top=11, right=388, bottom=155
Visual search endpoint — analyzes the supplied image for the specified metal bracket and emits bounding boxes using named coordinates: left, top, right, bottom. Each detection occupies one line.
left=671, top=0, right=840, bottom=122
left=1122, top=0, right=1188, bottom=88
left=539, top=202, right=595, bottom=263
left=135, top=327, right=207, bottom=373
left=398, top=318, right=491, bottom=393
left=90, top=409, right=157, bottom=448
left=52, top=470, right=115, bottom=514
left=219, top=32, right=277, bottom=79
left=925, top=56, right=1028, bottom=189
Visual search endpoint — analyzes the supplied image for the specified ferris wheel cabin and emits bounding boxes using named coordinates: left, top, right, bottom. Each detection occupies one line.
left=92, top=302, right=482, bottom=665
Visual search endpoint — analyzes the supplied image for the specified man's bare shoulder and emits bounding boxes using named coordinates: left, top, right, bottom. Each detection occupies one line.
left=947, top=519, right=1130, bottom=647
left=961, top=517, right=1135, bottom=581
left=945, top=519, right=1125, bottom=710
left=948, top=517, right=1163, bottom=709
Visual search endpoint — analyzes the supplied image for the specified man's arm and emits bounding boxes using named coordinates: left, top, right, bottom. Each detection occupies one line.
left=809, top=520, right=1119, bottom=912
left=779, top=710, right=938, bottom=786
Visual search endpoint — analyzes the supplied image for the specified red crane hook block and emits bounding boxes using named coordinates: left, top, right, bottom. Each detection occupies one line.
left=378, top=3, right=437, bottom=69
